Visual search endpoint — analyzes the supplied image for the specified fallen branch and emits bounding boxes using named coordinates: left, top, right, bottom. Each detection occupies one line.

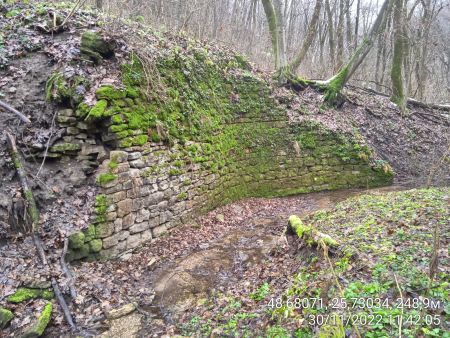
left=6, top=131, right=77, bottom=332
left=0, top=100, right=31, bottom=124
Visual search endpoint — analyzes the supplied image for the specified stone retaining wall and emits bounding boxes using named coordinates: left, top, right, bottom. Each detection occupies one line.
left=66, top=113, right=392, bottom=261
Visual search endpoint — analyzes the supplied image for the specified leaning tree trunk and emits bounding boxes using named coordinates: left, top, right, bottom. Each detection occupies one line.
left=317, top=0, right=392, bottom=105
left=390, top=0, right=406, bottom=110
left=289, top=0, right=323, bottom=73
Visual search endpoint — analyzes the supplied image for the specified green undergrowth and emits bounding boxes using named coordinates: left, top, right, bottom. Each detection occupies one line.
left=179, top=188, right=449, bottom=337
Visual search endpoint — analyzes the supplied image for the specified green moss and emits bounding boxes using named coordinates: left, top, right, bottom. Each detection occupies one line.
left=112, top=114, right=125, bottom=124
left=33, top=302, right=53, bottom=336
left=84, top=224, right=97, bottom=241
left=177, top=192, right=188, bottom=200
left=132, top=134, right=148, bottom=146
left=96, top=85, right=126, bottom=100
left=68, top=231, right=85, bottom=249
left=8, top=288, right=54, bottom=303
left=0, top=307, right=14, bottom=329
left=108, top=157, right=119, bottom=170
left=298, top=133, right=316, bottom=149
left=88, top=239, right=103, bottom=253
left=150, top=131, right=161, bottom=142
left=288, top=215, right=312, bottom=238
left=50, top=143, right=81, bottom=153
left=94, top=194, right=109, bottom=223
left=86, top=99, right=108, bottom=119
left=97, top=172, right=117, bottom=186
left=323, top=65, right=349, bottom=104
left=169, top=168, right=182, bottom=176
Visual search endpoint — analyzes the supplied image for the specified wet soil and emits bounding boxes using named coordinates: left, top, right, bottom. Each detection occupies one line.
left=138, top=186, right=403, bottom=336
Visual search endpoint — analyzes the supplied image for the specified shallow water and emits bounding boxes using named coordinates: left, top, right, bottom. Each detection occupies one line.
left=145, top=185, right=404, bottom=326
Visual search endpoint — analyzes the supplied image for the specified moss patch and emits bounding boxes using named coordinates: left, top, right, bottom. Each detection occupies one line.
left=8, top=288, right=54, bottom=303
left=0, top=307, right=13, bottom=329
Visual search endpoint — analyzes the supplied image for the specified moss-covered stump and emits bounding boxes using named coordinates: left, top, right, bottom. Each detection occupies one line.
left=20, top=302, right=53, bottom=338
left=7, top=288, right=54, bottom=304
left=0, top=307, right=14, bottom=329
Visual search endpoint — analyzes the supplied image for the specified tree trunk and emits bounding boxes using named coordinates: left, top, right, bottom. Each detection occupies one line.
left=390, top=0, right=406, bottom=110
left=318, top=0, right=391, bottom=104
left=261, top=0, right=288, bottom=82
left=324, top=0, right=335, bottom=71
left=336, top=0, right=345, bottom=70
left=289, top=0, right=322, bottom=73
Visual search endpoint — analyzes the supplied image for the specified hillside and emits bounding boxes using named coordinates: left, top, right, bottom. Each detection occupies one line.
left=0, top=2, right=448, bottom=337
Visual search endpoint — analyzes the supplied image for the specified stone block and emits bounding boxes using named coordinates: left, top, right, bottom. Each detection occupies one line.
left=129, top=221, right=149, bottom=234
left=106, top=212, right=117, bottom=222
left=112, top=191, right=127, bottom=203
left=126, top=233, right=141, bottom=250
left=128, top=152, right=142, bottom=161
left=114, top=218, right=123, bottom=232
left=141, top=230, right=152, bottom=242
left=117, top=198, right=133, bottom=217
left=152, top=224, right=168, bottom=238
left=110, top=150, right=128, bottom=163
left=96, top=222, right=115, bottom=238
left=135, top=208, right=150, bottom=223
left=122, top=212, right=136, bottom=229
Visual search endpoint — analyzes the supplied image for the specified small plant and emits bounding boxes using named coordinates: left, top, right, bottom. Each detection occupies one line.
left=250, top=282, right=270, bottom=301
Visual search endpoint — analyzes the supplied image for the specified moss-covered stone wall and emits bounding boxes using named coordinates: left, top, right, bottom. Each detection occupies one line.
left=53, top=37, right=392, bottom=261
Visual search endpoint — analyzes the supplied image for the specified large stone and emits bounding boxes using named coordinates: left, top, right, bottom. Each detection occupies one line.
left=152, top=224, right=168, bottom=238
left=81, top=31, right=115, bottom=63
left=112, top=191, right=127, bottom=203
left=129, top=222, right=149, bottom=234
left=68, top=232, right=85, bottom=249
left=126, top=233, right=141, bottom=250
left=96, top=222, right=115, bottom=238
left=122, top=212, right=136, bottom=229
left=117, top=199, right=133, bottom=217
left=106, top=303, right=136, bottom=320
left=135, top=208, right=150, bottom=223
left=109, top=150, right=128, bottom=163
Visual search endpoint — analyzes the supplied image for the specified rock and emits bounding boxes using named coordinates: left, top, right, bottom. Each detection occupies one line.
left=99, top=312, right=143, bottom=338
left=117, top=199, right=133, bottom=217
left=129, top=221, right=148, bottom=234
left=68, top=232, right=85, bottom=249
left=215, top=214, right=225, bottom=222
left=123, top=212, right=136, bottom=229
left=23, top=280, right=51, bottom=289
left=89, top=239, right=103, bottom=253
left=81, top=31, right=115, bottom=63
left=106, top=303, right=136, bottom=320
left=110, top=150, right=128, bottom=163
left=96, top=222, right=115, bottom=238
left=152, top=224, right=167, bottom=237
left=0, top=307, right=13, bottom=329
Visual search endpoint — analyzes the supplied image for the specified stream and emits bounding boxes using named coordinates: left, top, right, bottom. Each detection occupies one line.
left=134, top=185, right=404, bottom=335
